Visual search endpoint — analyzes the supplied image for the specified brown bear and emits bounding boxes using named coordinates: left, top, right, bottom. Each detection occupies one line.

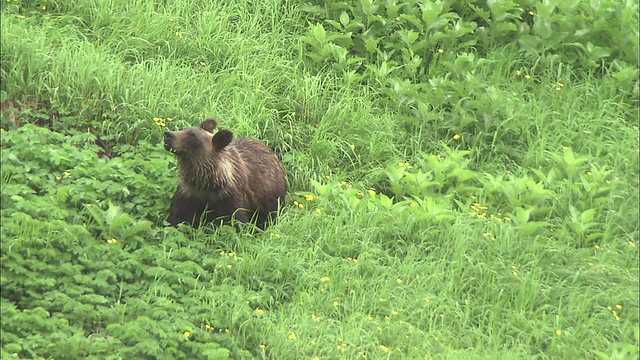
left=164, top=118, right=286, bottom=228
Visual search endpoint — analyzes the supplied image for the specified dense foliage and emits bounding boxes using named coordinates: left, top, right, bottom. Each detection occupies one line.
left=1, top=0, right=638, bottom=359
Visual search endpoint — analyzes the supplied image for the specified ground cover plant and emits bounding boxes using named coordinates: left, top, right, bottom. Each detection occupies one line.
left=1, top=0, right=638, bottom=359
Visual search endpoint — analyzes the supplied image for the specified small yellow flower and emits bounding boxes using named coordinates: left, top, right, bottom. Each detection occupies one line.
left=225, top=328, right=230, bottom=333
left=357, top=191, right=364, bottom=197
left=107, top=238, right=118, bottom=244
left=515, top=70, right=521, bottom=76
left=176, top=31, right=184, bottom=38
left=368, top=315, right=374, bottom=321
left=42, top=5, right=46, bottom=10
left=376, top=326, right=382, bottom=332
left=320, top=276, right=330, bottom=282
left=399, top=162, right=405, bottom=167
left=255, top=308, right=264, bottom=314
left=205, top=324, right=213, bottom=330
left=512, top=271, right=518, bottom=277
left=555, top=87, right=561, bottom=91
left=594, top=244, right=601, bottom=250
left=325, top=175, right=331, bottom=179
left=437, top=49, right=444, bottom=54
left=315, top=208, right=322, bottom=215
left=352, top=258, right=358, bottom=263
left=396, top=278, right=403, bottom=284
left=350, top=144, right=355, bottom=151
left=586, top=172, right=592, bottom=176
left=219, top=250, right=226, bottom=256
left=588, top=262, right=593, bottom=266
left=227, top=264, right=233, bottom=269
left=298, top=203, right=304, bottom=209
left=425, top=298, right=431, bottom=303
left=607, top=306, right=613, bottom=311
left=605, top=180, right=611, bottom=184
left=513, top=92, right=517, bottom=96
left=395, top=17, right=400, bottom=20
left=453, top=134, right=460, bottom=140
left=270, top=232, right=281, bottom=238
left=333, top=300, right=339, bottom=306
left=312, top=357, right=319, bottom=360
left=391, top=310, right=398, bottom=316
left=259, top=344, right=266, bottom=349
left=288, top=332, right=296, bottom=340
left=17, top=14, right=25, bottom=19
left=555, top=329, right=561, bottom=336
left=409, top=203, right=416, bottom=207
left=184, top=331, right=191, bottom=337
left=368, top=189, right=376, bottom=196
left=525, top=74, right=531, bottom=80
left=616, top=304, right=622, bottom=309
left=304, top=194, right=315, bottom=201
left=629, top=241, right=635, bottom=247
left=558, top=82, right=564, bottom=87
left=529, top=11, right=534, bottom=16
left=153, top=117, right=166, bottom=127
left=379, top=297, right=386, bottom=302
left=379, top=344, right=389, bottom=352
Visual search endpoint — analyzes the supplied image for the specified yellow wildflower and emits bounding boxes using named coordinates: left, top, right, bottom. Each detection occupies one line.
left=184, top=331, right=191, bottom=337
left=396, top=278, right=403, bottom=284
left=260, top=344, right=266, bottom=349
left=379, top=344, right=389, bottom=352
left=320, top=276, right=330, bottom=282
left=437, top=49, right=444, bottom=54
left=288, top=332, right=296, bottom=340
left=304, top=194, right=315, bottom=201
left=525, top=74, right=531, bottom=80
left=555, top=329, right=561, bottom=336
left=453, top=134, right=460, bottom=140
left=515, top=70, right=521, bottom=76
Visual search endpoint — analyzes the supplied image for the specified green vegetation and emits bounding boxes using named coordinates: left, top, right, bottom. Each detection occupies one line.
left=1, top=0, right=638, bottom=359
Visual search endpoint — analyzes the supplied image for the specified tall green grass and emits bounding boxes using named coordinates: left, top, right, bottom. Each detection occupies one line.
left=1, top=0, right=638, bottom=359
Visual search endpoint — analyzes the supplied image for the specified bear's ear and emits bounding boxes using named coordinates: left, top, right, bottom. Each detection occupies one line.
left=200, top=118, right=218, bottom=132
left=212, top=130, right=233, bottom=149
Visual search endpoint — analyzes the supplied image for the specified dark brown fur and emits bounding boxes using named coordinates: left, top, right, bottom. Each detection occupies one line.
left=164, top=118, right=286, bottom=228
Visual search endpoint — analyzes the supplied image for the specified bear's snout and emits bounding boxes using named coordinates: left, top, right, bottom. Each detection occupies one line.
left=164, top=132, right=175, bottom=151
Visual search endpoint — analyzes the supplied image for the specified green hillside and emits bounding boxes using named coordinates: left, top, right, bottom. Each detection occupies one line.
left=1, top=1, right=638, bottom=359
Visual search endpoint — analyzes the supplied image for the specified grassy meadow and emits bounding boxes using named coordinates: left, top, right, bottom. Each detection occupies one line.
left=1, top=0, right=638, bottom=359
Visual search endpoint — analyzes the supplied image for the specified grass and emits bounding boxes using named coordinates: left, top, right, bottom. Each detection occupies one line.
left=1, top=0, right=638, bottom=359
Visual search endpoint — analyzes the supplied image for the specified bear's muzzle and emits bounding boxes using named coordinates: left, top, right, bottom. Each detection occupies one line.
left=164, top=132, right=175, bottom=152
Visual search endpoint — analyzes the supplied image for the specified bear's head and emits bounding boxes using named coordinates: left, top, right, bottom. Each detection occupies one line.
left=164, top=118, right=234, bottom=159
